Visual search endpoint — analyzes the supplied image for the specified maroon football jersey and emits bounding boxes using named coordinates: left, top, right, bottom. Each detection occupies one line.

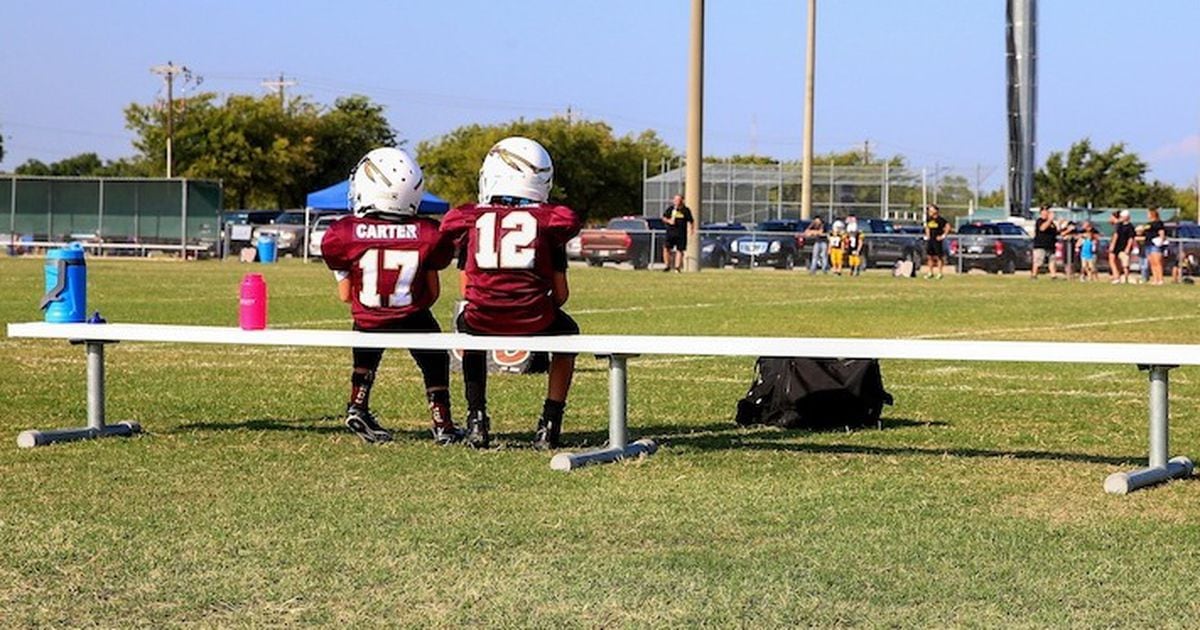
left=322, top=215, right=455, bottom=329
left=440, top=203, right=581, bottom=334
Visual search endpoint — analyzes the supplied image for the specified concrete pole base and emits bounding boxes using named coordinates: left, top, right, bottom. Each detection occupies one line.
left=17, top=421, right=141, bottom=449
left=1104, top=456, right=1194, bottom=495
left=549, top=439, right=658, bottom=471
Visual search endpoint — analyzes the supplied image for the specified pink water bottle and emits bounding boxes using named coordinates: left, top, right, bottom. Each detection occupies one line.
left=239, top=273, right=267, bottom=330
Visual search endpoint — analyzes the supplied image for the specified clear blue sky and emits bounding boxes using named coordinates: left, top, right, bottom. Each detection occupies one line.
left=1, top=0, right=1197, bottom=186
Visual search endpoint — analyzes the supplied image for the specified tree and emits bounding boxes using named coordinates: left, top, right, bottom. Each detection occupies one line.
left=13, top=153, right=142, bottom=177
left=124, top=92, right=397, bottom=209
left=309, top=95, right=397, bottom=191
left=1035, top=139, right=1165, bottom=208
left=417, top=117, right=676, bottom=221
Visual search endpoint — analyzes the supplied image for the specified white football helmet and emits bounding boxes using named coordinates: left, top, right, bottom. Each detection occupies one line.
left=833, top=220, right=846, bottom=232
left=478, top=136, right=553, bottom=203
left=349, top=147, right=424, bottom=218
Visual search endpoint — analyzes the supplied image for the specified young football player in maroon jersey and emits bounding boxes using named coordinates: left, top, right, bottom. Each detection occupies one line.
left=321, top=147, right=463, bottom=444
left=440, top=137, right=582, bottom=450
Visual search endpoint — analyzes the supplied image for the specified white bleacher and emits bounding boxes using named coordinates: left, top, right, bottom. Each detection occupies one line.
left=6, top=322, right=1197, bottom=493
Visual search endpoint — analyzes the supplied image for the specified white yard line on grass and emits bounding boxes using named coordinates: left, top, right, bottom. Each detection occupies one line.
left=906, top=314, right=1200, bottom=340
left=572, top=293, right=897, bottom=315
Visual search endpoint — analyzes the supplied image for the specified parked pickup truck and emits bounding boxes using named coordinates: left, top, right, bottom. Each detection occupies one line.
left=855, top=217, right=926, bottom=269
left=580, top=216, right=666, bottom=269
left=946, top=221, right=1032, bottom=274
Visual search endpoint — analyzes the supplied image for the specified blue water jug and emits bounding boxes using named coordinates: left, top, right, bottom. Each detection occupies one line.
left=256, top=235, right=278, bottom=264
left=41, top=243, right=87, bottom=323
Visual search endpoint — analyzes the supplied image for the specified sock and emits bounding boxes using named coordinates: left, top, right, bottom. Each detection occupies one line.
left=427, top=389, right=452, bottom=427
left=542, top=398, right=566, bottom=422
left=463, top=351, right=488, bottom=413
left=350, top=369, right=375, bottom=410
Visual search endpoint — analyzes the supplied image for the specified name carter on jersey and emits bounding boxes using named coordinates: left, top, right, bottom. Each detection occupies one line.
left=355, top=223, right=418, bottom=240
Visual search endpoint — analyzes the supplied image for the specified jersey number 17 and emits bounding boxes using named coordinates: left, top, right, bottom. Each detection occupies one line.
left=358, top=249, right=418, bottom=308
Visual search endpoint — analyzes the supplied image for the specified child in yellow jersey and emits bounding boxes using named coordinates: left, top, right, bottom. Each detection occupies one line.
left=828, top=220, right=846, bottom=275
left=846, top=223, right=865, bottom=276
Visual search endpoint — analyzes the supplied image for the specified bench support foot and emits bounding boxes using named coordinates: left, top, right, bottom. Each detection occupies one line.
left=16, top=341, right=140, bottom=448
left=1104, top=365, right=1193, bottom=494
left=550, top=354, right=657, bottom=471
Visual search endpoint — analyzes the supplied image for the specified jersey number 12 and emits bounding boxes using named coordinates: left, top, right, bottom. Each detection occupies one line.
left=474, top=211, right=536, bottom=269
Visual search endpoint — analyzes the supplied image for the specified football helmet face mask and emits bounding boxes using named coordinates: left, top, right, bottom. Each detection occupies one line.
left=478, top=136, right=553, bottom=204
left=349, top=147, right=424, bottom=219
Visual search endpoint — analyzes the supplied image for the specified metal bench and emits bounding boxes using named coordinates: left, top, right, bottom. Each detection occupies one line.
left=6, top=321, right=1196, bottom=494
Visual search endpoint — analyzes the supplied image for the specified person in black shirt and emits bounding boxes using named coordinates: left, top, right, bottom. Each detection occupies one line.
left=922, top=204, right=950, bottom=279
left=1109, top=209, right=1136, bottom=284
left=661, top=194, right=694, bottom=272
left=1145, top=207, right=1167, bottom=285
left=1031, top=206, right=1061, bottom=280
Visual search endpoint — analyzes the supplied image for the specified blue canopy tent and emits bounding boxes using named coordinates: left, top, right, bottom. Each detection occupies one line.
left=305, top=180, right=450, bottom=214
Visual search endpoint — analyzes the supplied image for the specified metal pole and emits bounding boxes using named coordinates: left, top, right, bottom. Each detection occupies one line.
left=883, top=162, right=889, bottom=220
left=549, top=354, right=656, bottom=471
left=827, top=160, right=834, bottom=220
left=727, top=158, right=733, bottom=222
left=1149, top=365, right=1168, bottom=468
left=1104, top=365, right=1193, bottom=494
left=9, top=176, right=16, bottom=236
left=921, top=168, right=928, bottom=209
left=642, top=158, right=648, bottom=216
left=87, top=342, right=106, bottom=431
left=800, top=0, right=816, bottom=220
left=97, top=178, right=105, bottom=243
left=609, top=355, right=628, bottom=449
left=683, top=0, right=704, bottom=272
left=17, top=341, right=141, bottom=448
left=777, top=162, right=784, bottom=217
left=303, top=206, right=311, bottom=263
left=180, top=179, right=188, bottom=259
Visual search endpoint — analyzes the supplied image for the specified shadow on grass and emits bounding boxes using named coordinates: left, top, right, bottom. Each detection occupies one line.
left=652, top=417, right=1138, bottom=467
left=176, top=417, right=345, bottom=435
left=173, top=416, right=1139, bottom=466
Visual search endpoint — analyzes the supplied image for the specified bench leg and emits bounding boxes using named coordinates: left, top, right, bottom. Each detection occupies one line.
left=16, top=341, right=141, bottom=448
left=1104, top=365, right=1194, bottom=494
left=550, top=354, right=657, bottom=471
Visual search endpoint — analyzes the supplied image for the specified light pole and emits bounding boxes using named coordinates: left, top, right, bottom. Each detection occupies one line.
left=684, top=0, right=704, bottom=272
left=151, top=61, right=189, bottom=178
left=800, top=0, right=816, bottom=220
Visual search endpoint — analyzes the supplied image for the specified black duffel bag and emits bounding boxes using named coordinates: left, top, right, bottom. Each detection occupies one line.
left=735, top=357, right=894, bottom=430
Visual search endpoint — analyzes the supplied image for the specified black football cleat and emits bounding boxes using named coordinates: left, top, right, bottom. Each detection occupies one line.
left=345, top=405, right=393, bottom=444
left=532, top=415, right=562, bottom=451
left=464, top=409, right=491, bottom=449
left=429, top=401, right=464, bottom=445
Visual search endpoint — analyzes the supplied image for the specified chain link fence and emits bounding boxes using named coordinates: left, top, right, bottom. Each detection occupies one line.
left=643, top=160, right=1001, bottom=224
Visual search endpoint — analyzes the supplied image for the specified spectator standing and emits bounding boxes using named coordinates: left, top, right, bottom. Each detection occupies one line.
left=828, top=220, right=847, bottom=275
left=1135, top=225, right=1149, bottom=284
left=661, top=194, right=694, bottom=273
left=1075, top=221, right=1100, bottom=282
left=923, top=204, right=950, bottom=279
left=803, top=216, right=828, bottom=274
left=1145, top=207, right=1167, bottom=285
left=846, top=223, right=865, bottom=276
left=1110, top=210, right=1136, bottom=284
left=1031, top=206, right=1060, bottom=280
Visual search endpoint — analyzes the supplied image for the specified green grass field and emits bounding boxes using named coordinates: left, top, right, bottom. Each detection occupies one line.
left=2, top=257, right=1199, bottom=627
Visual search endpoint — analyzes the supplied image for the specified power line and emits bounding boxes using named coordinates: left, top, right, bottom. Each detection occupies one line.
left=150, top=61, right=190, bottom=178
left=261, top=73, right=297, bottom=112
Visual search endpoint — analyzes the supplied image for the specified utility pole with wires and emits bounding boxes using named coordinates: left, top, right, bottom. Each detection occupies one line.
left=151, top=61, right=190, bottom=178
left=262, top=73, right=297, bottom=112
